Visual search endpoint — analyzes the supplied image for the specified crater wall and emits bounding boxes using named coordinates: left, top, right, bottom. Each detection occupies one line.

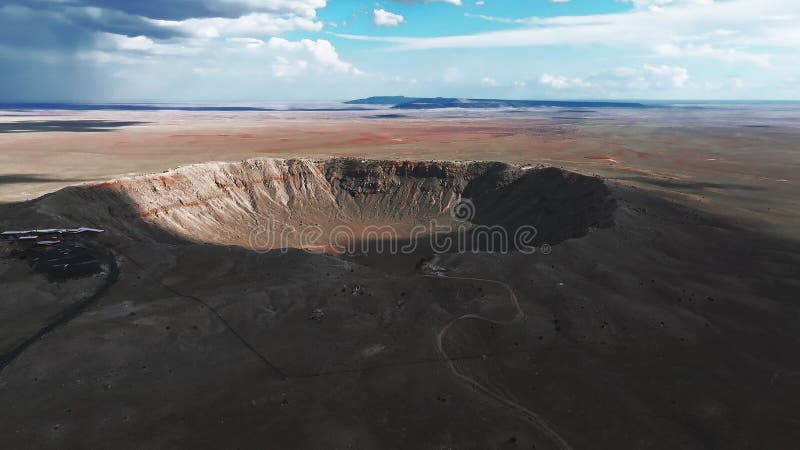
left=31, top=158, right=616, bottom=249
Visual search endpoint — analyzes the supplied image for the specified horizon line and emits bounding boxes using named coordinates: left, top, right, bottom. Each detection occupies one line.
left=2, top=99, right=800, bottom=105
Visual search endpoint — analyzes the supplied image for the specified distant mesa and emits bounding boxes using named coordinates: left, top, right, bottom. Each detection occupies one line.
left=364, top=114, right=408, bottom=119
left=344, top=96, right=423, bottom=105
left=346, top=96, right=647, bottom=109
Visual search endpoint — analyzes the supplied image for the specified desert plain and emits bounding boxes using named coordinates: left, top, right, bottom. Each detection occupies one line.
left=0, top=104, right=799, bottom=449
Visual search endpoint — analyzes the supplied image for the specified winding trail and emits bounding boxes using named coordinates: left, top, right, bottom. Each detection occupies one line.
left=426, top=273, right=573, bottom=450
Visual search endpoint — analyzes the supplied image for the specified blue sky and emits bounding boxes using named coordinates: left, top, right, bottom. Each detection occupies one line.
left=0, top=0, right=798, bottom=102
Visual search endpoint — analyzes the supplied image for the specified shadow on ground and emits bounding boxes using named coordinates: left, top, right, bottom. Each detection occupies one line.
left=616, top=175, right=766, bottom=192
left=0, top=174, right=84, bottom=186
left=0, top=120, right=146, bottom=133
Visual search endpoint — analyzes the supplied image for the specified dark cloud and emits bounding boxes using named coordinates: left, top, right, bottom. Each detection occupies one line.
left=2, top=3, right=185, bottom=41
left=11, top=0, right=322, bottom=22
left=0, top=5, right=92, bottom=52
left=0, top=4, right=110, bottom=101
left=0, top=53, right=103, bottom=102
left=60, top=0, right=241, bottom=21
left=2, top=0, right=325, bottom=44
left=0, top=0, right=329, bottom=101
left=0, top=0, right=255, bottom=101
left=62, top=6, right=186, bottom=39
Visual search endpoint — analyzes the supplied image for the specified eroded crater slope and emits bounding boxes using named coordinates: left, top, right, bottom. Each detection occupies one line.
left=30, top=158, right=616, bottom=249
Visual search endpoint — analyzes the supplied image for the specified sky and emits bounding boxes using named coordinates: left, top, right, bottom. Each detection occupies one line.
left=0, top=0, right=798, bottom=102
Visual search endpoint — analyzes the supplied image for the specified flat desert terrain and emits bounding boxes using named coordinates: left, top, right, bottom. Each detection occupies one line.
left=2, top=106, right=797, bottom=236
left=1, top=105, right=799, bottom=449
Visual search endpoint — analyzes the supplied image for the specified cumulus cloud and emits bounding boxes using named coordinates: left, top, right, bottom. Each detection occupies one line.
left=270, top=55, right=309, bottom=78
left=91, top=32, right=193, bottom=54
left=589, top=64, right=689, bottom=91
left=538, top=74, right=590, bottom=89
left=226, top=37, right=266, bottom=49
left=373, top=9, right=405, bottom=27
left=148, top=13, right=322, bottom=38
left=652, top=43, right=771, bottom=67
left=481, top=77, right=498, bottom=86
left=643, top=64, right=689, bottom=87
left=267, top=37, right=361, bottom=76
left=535, top=64, right=689, bottom=95
left=81, top=35, right=363, bottom=100
left=79, top=34, right=362, bottom=79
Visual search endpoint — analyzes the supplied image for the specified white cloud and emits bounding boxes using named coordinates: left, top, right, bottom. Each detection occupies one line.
left=538, top=73, right=590, bottom=89
left=92, top=32, right=200, bottom=56
left=481, top=77, right=498, bottom=86
left=643, top=64, right=689, bottom=87
left=227, top=37, right=266, bottom=49
left=652, top=43, right=771, bottom=67
left=267, top=37, right=361, bottom=76
left=167, top=0, right=328, bottom=19
left=100, top=33, right=156, bottom=52
left=534, top=64, right=689, bottom=95
left=539, top=74, right=567, bottom=89
left=49, top=0, right=357, bottom=87
left=373, top=9, right=406, bottom=27
left=148, top=12, right=323, bottom=38
left=271, top=55, right=309, bottom=78
left=86, top=33, right=361, bottom=81
left=590, top=64, right=689, bottom=91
